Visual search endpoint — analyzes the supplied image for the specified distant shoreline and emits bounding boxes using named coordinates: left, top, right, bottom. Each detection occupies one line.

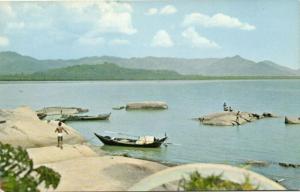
left=1, top=76, right=300, bottom=81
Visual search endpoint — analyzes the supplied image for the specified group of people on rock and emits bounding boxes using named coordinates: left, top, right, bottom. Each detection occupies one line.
left=223, top=102, right=233, bottom=112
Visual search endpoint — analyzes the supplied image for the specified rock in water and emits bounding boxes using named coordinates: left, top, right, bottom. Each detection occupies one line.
left=245, top=160, right=269, bottom=167
left=198, top=111, right=275, bottom=126
left=126, top=101, right=168, bottom=110
left=262, top=112, right=277, bottom=118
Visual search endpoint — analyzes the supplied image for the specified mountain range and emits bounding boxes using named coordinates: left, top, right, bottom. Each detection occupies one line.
left=0, top=51, right=299, bottom=76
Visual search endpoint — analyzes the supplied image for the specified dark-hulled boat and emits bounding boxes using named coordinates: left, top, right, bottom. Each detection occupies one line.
left=94, top=133, right=167, bottom=148
left=37, top=112, right=47, bottom=120
left=285, top=116, right=300, bottom=124
left=59, top=113, right=111, bottom=122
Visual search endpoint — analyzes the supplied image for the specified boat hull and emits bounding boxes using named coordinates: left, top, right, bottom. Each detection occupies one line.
left=59, top=113, right=111, bottom=122
left=285, top=116, right=300, bottom=124
left=94, top=133, right=167, bottom=148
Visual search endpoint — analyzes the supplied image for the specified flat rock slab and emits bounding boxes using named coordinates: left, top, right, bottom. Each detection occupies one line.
left=199, top=111, right=275, bottom=126
left=36, top=106, right=88, bottom=115
left=41, top=156, right=166, bottom=191
left=126, top=101, right=168, bottom=110
left=27, top=144, right=98, bottom=164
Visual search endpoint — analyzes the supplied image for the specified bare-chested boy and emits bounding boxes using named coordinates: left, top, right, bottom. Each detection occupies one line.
left=55, top=121, right=69, bottom=149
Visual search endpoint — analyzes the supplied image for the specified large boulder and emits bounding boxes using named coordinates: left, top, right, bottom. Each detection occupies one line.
left=129, top=163, right=285, bottom=190
left=199, top=111, right=273, bottom=126
left=126, top=101, right=168, bottom=110
left=0, top=106, right=85, bottom=148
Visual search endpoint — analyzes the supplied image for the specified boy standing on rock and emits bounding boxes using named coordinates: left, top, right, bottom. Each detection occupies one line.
left=55, top=121, right=69, bottom=149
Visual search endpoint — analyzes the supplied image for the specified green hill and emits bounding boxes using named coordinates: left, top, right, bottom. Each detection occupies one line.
left=0, top=63, right=183, bottom=80
left=0, top=51, right=66, bottom=75
left=0, top=51, right=298, bottom=76
left=1, top=63, right=299, bottom=81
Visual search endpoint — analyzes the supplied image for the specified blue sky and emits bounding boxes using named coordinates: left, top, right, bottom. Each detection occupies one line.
left=0, top=0, right=299, bottom=69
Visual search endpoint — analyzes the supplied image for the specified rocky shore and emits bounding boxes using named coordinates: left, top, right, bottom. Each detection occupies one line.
left=0, top=106, right=287, bottom=190
left=0, top=106, right=166, bottom=191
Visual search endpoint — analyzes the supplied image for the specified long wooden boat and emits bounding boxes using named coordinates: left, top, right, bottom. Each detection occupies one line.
left=59, top=113, right=111, bottom=122
left=94, top=133, right=167, bottom=148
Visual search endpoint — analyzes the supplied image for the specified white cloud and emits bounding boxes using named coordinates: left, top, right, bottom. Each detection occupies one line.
left=160, top=5, right=177, bottom=15
left=182, top=27, right=220, bottom=48
left=145, top=8, right=158, bottom=15
left=98, top=12, right=136, bottom=35
left=0, top=2, right=15, bottom=18
left=110, top=39, right=130, bottom=45
left=7, top=22, right=25, bottom=30
left=0, top=2, right=137, bottom=37
left=0, top=36, right=9, bottom=46
left=65, top=1, right=137, bottom=35
left=183, top=13, right=255, bottom=30
left=145, top=5, right=177, bottom=15
left=151, top=30, right=174, bottom=47
left=77, top=35, right=105, bottom=46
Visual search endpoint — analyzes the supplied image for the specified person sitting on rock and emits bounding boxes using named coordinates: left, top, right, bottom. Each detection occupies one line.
left=55, top=121, right=69, bottom=149
left=223, top=102, right=227, bottom=111
left=229, top=106, right=233, bottom=112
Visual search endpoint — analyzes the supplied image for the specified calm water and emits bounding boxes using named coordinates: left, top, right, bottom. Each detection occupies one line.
left=0, top=80, right=300, bottom=189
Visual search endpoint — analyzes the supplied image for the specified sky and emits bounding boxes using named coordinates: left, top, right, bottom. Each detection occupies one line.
left=0, top=0, right=299, bottom=69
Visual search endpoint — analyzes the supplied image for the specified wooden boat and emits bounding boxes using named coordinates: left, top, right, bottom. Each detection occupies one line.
left=36, top=112, right=47, bottom=120
left=36, top=107, right=88, bottom=115
left=112, top=106, right=125, bottom=110
left=59, top=113, right=111, bottom=122
left=94, top=133, right=167, bottom=148
left=285, top=116, right=300, bottom=124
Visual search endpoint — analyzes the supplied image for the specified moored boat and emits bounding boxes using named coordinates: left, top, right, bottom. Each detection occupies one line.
left=59, top=113, right=111, bottom=122
left=285, top=116, right=300, bottom=124
left=36, top=112, right=47, bottom=120
left=94, top=133, right=167, bottom=148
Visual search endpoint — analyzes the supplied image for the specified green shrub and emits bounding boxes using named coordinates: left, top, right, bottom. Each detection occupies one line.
left=0, top=142, right=61, bottom=192
left=178, top=171, right=258, bottom=190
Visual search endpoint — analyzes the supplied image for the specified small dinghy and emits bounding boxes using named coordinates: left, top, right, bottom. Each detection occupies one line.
left=94, top=133, right=167, bottom=148
left=285, top=116, right=300, bottom=124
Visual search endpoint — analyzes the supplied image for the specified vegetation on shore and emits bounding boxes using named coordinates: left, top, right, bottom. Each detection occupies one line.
left=0, top=63, right=300, bottom=81
left=0, top=142, right=61, bottom=192
left=178, top=171, right=257, bottom=190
